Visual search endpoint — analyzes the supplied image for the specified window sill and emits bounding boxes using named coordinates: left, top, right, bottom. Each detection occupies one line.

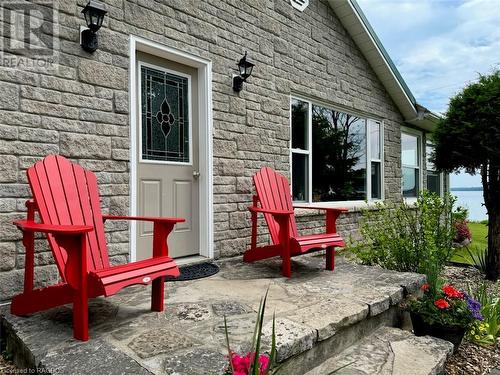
left=403, top=197, right=418, bottom=206
left=293, top=200, right=383, bottom=217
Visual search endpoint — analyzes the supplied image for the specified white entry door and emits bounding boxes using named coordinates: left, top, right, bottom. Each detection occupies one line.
left=135, top=52, right=200, bottom=260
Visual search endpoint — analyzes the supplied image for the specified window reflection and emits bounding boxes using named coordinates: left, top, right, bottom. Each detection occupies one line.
left=426, top=144, right=441, bottom=195
left=291, top=99, right=308, bottom=150
left=312, top=105, right=366, bottom=202
left=402, top=132, right=420, bottom=198
left=292, top=153, right=308, bottom=201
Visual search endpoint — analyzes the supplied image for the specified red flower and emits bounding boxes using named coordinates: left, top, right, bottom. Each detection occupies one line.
left=442, top=285, right=463, bottom=299
left=434, top=299, right=450, bottom=310
left=421, top=283, right=430, bottom=292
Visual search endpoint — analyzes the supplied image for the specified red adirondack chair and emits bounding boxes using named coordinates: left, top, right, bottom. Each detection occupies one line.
left=11, top=155, right=184, bottom=341
left=244, top=167, right=347, bottom=277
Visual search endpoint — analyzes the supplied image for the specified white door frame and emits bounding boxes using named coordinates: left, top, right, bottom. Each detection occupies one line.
left=129, top=35, right=213, bottom=262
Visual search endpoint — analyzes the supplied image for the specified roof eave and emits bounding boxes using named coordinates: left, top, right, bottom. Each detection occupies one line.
left=328, top=0, right=438, bottom=131
left=407, top=104, right=441, bottom=131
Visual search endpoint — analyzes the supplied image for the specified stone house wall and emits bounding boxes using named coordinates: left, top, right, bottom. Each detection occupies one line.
left=0, top=0, right=430, bottom=301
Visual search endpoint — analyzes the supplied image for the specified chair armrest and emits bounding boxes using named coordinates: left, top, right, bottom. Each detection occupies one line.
left=247, top=206, right=294, bottom=217
left=14, top=220, right=94, bottom=235
left=102, top=215, right=185, bottom=224
left=293, top=205, right=348, bottom=213
left=292, top=206, right=347, bottom=234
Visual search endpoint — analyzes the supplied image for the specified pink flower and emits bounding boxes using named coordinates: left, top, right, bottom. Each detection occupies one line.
left=230, top=352, right=270, bottom=375
left=231, top=353, right=250, bottom=373
left=259, top=354, right=270, bottom=374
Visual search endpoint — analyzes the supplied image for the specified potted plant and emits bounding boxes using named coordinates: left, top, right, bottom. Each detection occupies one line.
left=406, top=282, right=483, bottom=351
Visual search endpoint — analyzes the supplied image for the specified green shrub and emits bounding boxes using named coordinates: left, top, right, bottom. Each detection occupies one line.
left=452, top=206, right=469, bottom=222
left=466, top=283, right=500, bottom=346
left=348, top=191, right=456, bottom=274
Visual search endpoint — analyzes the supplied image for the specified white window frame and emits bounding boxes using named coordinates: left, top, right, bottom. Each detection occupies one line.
left=425, top=141, right=444, bottom=197
left=290, top=98, right=312, bottom=203
left=368, top=119, right=384, bottom=201
left=290, top=96, right=385, bottom=206
left=401, top=127, right=423, bottom=202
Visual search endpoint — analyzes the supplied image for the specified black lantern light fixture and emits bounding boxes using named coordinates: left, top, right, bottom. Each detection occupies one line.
left=233, top=52, right=255, bottom=92
left=81, top=0, right=107, bottom=53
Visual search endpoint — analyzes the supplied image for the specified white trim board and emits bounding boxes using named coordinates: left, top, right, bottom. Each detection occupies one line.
left=129, top=36, right=213, bottom=262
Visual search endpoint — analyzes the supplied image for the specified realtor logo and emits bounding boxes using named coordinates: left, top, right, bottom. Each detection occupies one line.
left=1, top=0, right=57, bottom=57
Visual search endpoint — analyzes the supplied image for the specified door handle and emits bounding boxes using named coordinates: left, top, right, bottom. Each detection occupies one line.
left=193, top=171, right=200, bottom=179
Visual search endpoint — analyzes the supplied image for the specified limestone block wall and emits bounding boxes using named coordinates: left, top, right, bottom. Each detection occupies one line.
left=0, top=0, right=412, bottom=301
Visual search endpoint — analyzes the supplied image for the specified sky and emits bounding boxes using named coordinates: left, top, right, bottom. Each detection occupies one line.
left=356, top=0, right=500, bottom=188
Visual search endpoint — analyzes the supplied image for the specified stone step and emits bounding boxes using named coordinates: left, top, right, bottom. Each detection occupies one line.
left=0, top=257, right=429, bottom=374
left=304, top=326, right=454, bottom=375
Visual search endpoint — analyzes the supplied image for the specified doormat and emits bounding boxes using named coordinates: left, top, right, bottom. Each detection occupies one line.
left=165, top=262, right=219, bottom=282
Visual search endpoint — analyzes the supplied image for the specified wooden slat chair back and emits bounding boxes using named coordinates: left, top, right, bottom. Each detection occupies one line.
left=11, top=155, right=184, bottom=341
left=28, top=155, right=110, bottom=277
left=253, top=167, right=299, bottom=244
left=244, top=167, right=347, bottom=277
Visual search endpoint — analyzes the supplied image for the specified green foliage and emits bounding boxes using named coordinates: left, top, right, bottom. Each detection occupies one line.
left=458, top=247, right=488, bottom=273
left=348, top=191, right=456, bottom=274
left=452, top=206, right=469, bottom=222
left=432, top=71, right=500, bottom=173
left=432, top=70, right=500, bottom=280
left=466, top=283, right=500, bottom=346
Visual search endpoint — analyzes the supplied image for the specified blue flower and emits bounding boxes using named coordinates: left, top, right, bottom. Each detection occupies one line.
left=463, top=292, right=483, bottom=321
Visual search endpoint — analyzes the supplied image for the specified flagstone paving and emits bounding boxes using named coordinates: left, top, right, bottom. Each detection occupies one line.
left=305, top=326, right=453, bottom=375
left=1, top=255, right=430, bottom=374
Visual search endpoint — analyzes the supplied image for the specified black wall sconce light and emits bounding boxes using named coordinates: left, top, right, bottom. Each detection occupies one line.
left=233, top=52, right=255, bottom=92
left=81, top=0, right=107, bottom=53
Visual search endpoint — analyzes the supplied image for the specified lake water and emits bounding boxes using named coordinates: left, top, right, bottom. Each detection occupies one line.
left=452, top=190, right=487, bottom=222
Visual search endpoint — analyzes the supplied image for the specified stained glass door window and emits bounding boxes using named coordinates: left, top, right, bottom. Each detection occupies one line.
left=141, top=65, right=190, bottom=163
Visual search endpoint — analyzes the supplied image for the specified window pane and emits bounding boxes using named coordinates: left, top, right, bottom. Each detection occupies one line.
left=427, top=173, right=441, bottom=195
left=403, top=167, right=419, bottom=197
left=426, top=144, right=435, bottom=171
left=402, top=133, right=418, bottom=167
left=311, top=105, right=367, bottom=202
left=292, top=153, right=308, bottom=201
left=371, top=162, right=381, bottom=199
left=141, top=66, right=190, bottom=163
left=291, top=99, right=308, bottom=150
left=370, top=121, right=381, bottom=160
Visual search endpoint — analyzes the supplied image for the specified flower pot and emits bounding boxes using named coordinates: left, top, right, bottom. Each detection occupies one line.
left=410, top=312, right=466, bottom=352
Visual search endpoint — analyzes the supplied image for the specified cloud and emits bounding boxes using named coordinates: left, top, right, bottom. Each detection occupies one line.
left=357, top=0, right=500, bottom=113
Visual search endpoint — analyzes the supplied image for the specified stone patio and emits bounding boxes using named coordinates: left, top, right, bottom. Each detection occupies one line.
left=0, top=255, right=452, bottom=374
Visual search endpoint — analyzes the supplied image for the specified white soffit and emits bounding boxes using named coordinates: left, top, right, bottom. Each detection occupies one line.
left=290, top=0, right=310, bottom=12
left=328, top=0, right=420, bottom=122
